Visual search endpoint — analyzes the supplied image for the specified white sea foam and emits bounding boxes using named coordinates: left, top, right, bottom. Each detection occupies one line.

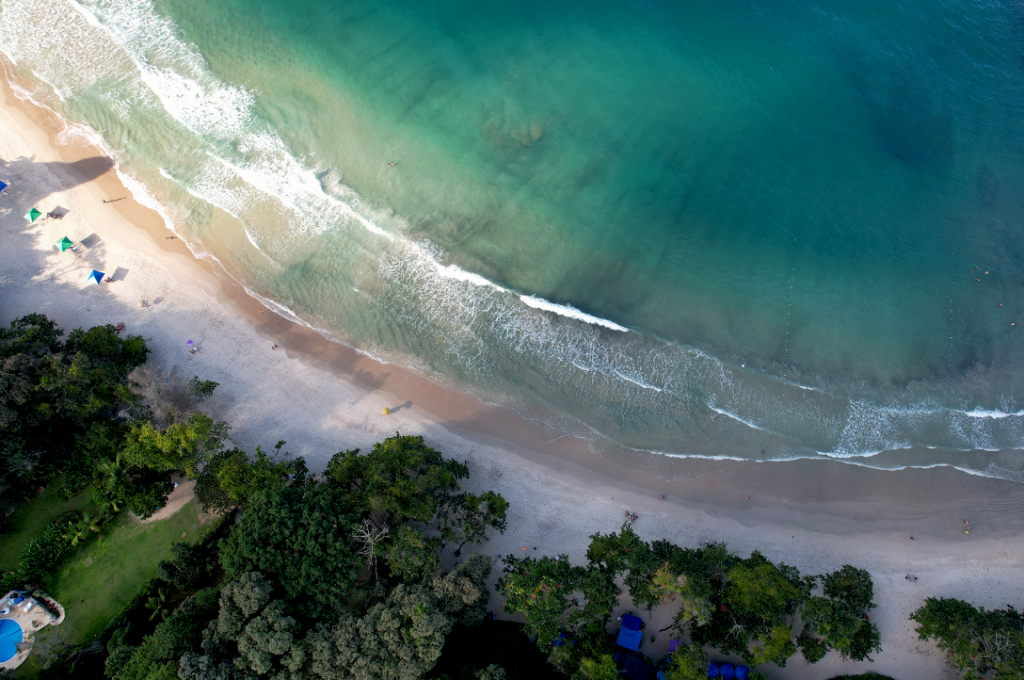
left=962, top=409, right=1024, bottom=419
left=519, top=295, right=630, bottom=332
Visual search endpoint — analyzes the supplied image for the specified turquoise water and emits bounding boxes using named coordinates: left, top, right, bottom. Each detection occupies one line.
left=2, top=0, right=1023, bottom=476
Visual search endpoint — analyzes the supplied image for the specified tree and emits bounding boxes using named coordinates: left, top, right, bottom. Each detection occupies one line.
left=383, top=526, right=443, bottom=583
left=121, top=412, right=229, bottom=477
left=187, top=376, right=219, bottom=401
left=114, top=588, right=219, bottom=680
left=911, top=597, right=1024, bottom=680
left=662, top=644, right=708, bottom=680
left=431, top=553, right=493, bottom=626
left=325, top=434, right=468, bottom=525
left=822, top=566, right=875, bottom=617
left=283, top=583, right=454, bottom=680
left=798, top=566, right=881, bottom=662
left=94, top=457, right=173, bottom=520
left=574, top=655, right=620, bottom=680
left=219, top=482, right=362, bottom=617
left=196, top=441, right=304, bottom=512
left=146, top=587, right=173, bottom=622
left=439, top=490, right=509, bottom=556
left=156, top=542, right=211, bottom=591
left=497, top=555, right=616, bottom=646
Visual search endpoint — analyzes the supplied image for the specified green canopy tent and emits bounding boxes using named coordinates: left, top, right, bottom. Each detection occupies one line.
left=56, top=236, right=74, bottom=252
left=24, top=208, right=41, bottom=222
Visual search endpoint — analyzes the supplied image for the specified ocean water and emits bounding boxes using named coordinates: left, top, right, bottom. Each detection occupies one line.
left=2, top=0, right=1024, bottom=478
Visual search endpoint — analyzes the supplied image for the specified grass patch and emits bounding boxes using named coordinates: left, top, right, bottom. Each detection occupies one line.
left=0, top=483, right=91, bottom=570
left=46, top=501, right=214, bottom=645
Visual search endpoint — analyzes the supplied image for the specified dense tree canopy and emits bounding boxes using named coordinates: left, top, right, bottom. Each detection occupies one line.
left=911, top=597, right=1024, bottom=680
left=219, top=480, right=363, bottom=617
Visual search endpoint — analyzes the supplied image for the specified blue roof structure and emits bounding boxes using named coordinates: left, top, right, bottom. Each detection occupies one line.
left=0, top=619, right=23, bottom=662
left=616, top=614, right=643, bottom=651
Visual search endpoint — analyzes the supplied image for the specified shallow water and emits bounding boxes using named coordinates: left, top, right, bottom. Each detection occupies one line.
left=2, top=0, right=1023, bottom=478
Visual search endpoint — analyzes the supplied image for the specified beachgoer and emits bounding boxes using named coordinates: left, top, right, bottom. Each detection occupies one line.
left=189, top=348, right=197, bottom=355
left=387, top=162, right=395, bottom=166
left=909, top=536, right=914, bottom=540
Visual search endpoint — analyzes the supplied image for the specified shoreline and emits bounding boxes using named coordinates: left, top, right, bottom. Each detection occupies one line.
left=2, top=59, right=1023, bottom=680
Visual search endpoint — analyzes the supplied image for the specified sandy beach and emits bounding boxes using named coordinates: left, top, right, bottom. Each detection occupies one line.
left=1, top=60, right=1022, bottom=680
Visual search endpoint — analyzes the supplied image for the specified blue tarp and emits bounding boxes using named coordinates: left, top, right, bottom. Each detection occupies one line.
left=616, top=614, right=643, bottom=650
left=616, top=626, right=642, bottom=651
left=0, top=619, right=23, bottom=662
left=88, top=270, right=105, bottom=284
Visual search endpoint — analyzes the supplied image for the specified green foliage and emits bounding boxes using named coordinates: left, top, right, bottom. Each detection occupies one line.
left=726, top=554, right=800, bottom=625
left=911, top=597, right=1024, bottom=680
left=798, top=566, right=881, bottom=662
left=187, top=376, right=219, bottom=401
left=219, top=480, right=362, bottom=617
left=156, top=542, right=211, bottom=591
left=478, top=664, right=509, bottom=680
left=326, top=433, right=469, bottom=524
left=384, top=525, right=443, bottom=582
left=440, top=490, right=510, bottom=555
left=195, top=441, right=304, bottom=512
left=181, top=576, right=459, bottom=680
left=573, top=654, right=620, bottom=680
left=497, top=554, right=617, bottom=647
left=431, top=553, right=493, bottom=626
left=0, top=511, right=77, bottom=589
left=115, top=588, right=221, bottom=680
left=0, top=315, right=147, bottom=512
left=122, top=413, right=229, bottom=477
left=662, top=643, right=708, bottom=680
left=94, top=455, right=174, bottom=520
left=822, top=566, right=875, bottom=617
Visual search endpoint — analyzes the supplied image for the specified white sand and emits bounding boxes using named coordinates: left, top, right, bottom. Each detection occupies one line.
left=1, top=68, right=1022, bottom=680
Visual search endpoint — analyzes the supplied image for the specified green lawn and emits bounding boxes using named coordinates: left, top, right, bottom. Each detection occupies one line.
left=0, top=484, right=92, bottom=570
left=46, top=501, right=217, bottom=645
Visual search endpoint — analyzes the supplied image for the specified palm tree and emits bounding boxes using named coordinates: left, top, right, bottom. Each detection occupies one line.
left=96, top=456, right=129, bottom=495
left=145, top=587, right=172, bottom=622
left=65, top=511, right=103, bottom=546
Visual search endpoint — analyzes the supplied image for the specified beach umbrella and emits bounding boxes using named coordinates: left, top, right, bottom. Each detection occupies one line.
left=57, top=236, right=74, bottom=252
left=720, top=664, right=735, bottom=680
left=186, top=340, right=195, bottom=347
left=24, top=207, right=41, bottom=222
left=0, top=181, right=7, bottom=194
left=707, top=663, right=720, bottom=679
left=734, top=666, right=749, bottom=680
left=88, top=270, right=105, bottom=285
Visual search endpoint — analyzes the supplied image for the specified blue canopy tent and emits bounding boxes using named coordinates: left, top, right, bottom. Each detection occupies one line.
left=616, top=614, right=643, bottom=651
left=88, top=270, right=105, bottom=285
left=0, top=619, right=23, bottom=663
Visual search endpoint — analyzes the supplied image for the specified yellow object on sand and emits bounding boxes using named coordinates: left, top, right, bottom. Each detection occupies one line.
left=382, top=407, right=391, bottom=416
